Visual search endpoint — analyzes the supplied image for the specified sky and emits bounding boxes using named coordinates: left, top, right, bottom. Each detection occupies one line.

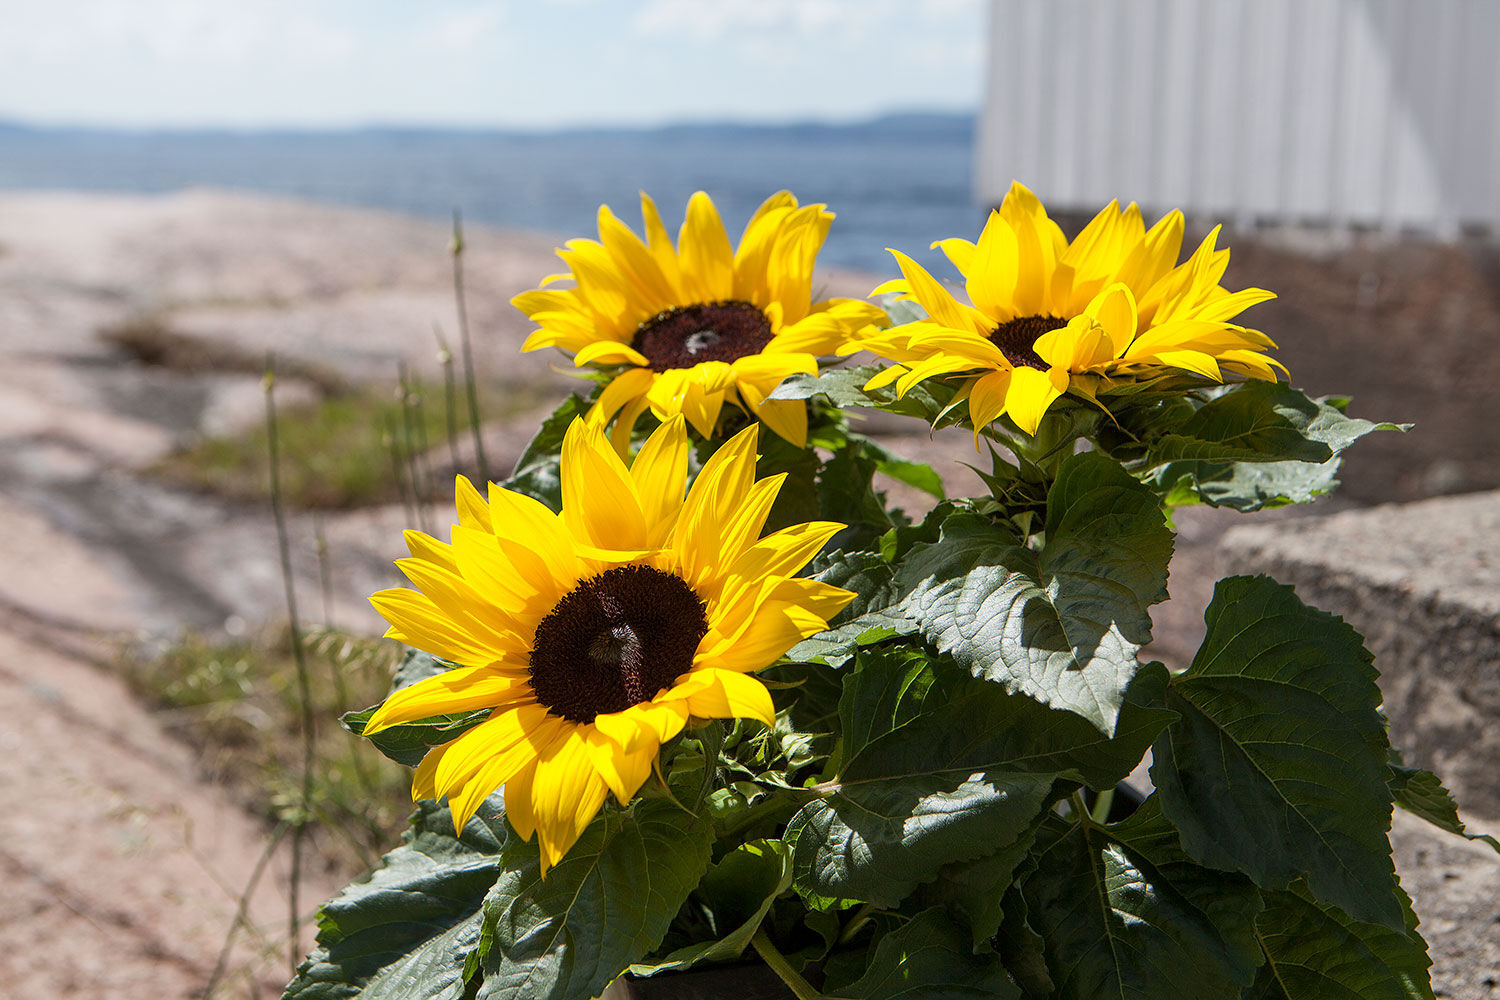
left=0, top=0, right=986, bottom=130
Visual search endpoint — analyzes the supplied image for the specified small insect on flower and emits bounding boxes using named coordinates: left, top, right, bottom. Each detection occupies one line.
left=513, top=191, right=886, bottom=448
left=363, top=416, right=854, bottom=872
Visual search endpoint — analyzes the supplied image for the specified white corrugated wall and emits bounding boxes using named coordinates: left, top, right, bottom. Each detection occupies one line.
left=975, top=0, right=1500, bottom=233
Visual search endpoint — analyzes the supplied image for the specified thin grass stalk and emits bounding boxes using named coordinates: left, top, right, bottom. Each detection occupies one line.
left=382, top=413, right=417, bottom=526
left=264, top=357, right=316, bottom=975
left=434, top=323, right=461, bottom=473
left=451, top=209, right=489, bottom=483
left=396, top=364, right=433, bottom=535
left=404, top=367, right=437, bottom=533
left=200, top=819, right=290, bottom=1000
left=313, top=517, right=333, bottom=627
left=311, top=525, right=382, bottom=823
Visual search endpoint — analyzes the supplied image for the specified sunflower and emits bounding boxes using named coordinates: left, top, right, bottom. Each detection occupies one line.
left=362, top=416, right=853, bottom=871
left=846, top=181, right=1284, bottom=436
left=514, top=191, right=886, bottom=448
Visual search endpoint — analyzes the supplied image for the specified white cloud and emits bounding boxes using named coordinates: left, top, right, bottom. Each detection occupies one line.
left=415, top=5, right=509, bottom=52
left=0, top=0, right=356, bottom=65
left=631, top=0, right=982, bottom=41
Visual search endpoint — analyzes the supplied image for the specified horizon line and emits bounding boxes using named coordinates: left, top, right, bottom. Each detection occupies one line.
left=0, top=106, right=977, bottom=138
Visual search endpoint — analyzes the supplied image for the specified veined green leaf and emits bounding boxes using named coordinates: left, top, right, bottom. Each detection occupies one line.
left=1388, top=753, right=1500, bottom=853
left=896, top=452, right=1173, bottom=732
left=1142, top=383, right=1407, bottom=511
left=786, top=664, right=1172, bottom=909
left=478, top=799, right=713, bottom=1000
left=629, top=840, right=791, bottom=977
left=1248, top=883, right=1433, bottom=1000
left=787, top=550, right=917, bottom=668
left=1157, top=456, right=1344, bottom=512
left=1152, top=575, right=1402, bottom=928
left=822, top=907, right=1019, bottom=1000
left=1019, top=802, right=1264, bottom=999
left=926, top=813, right=1047, bottom=950
left=769, top=364, right=962, bottom=425
left=285, top=801, right=507, bottom=1000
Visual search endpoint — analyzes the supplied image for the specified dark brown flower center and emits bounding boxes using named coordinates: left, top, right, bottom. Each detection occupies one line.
left=632, top=301, right=774, bottom=372
left=528, top=565, right=709, bottom=724
left=989, top=314, right=1069, bottom=370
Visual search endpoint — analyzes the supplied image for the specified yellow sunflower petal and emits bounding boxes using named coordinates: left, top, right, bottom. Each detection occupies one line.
left=667, top=669, right=776, bottom=727
left=678, top=191, right=735, bottom=303
left=404, top=529, right=458, bottom=575
left=454, top=475, right=494, bottom=532
left=364, top=667, right=532, bottom=735
left=371, top=588, right=506, bottom=667
left=560, top=418, right=648, bottom=551
left=574, top=340, right=650, bottom=368
left=590, top=366, right=656, bottom=430
left=967, top=368, right=1015, bottom=437
left=1003, top=365, right=1069, bottom=435
left=629, top=415, right=690, bottom=543
left=583, top=723, right=656, bottom=805
left=530, top=729, right=611, bottom=874
left=502, top=759, right=540, bottom=842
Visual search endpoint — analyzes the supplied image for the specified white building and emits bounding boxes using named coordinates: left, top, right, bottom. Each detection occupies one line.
left=975, top=0, right=1500, bottom=234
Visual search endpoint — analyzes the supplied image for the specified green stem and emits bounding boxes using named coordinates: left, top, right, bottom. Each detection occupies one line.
left=265, top=358, right=315, bottom=973
left=836, top=903, right=876, bottom=946
left=750, top=929, right=822, bottom=1000
left=450, top=210, right=489, bottom=483
left=1090, top=787, right=1116, bottom=825
left=1069, top=790, right=1095, bottom=827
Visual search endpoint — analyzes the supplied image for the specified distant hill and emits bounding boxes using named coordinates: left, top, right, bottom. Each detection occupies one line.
left=0, top=111, right=974, bottom=145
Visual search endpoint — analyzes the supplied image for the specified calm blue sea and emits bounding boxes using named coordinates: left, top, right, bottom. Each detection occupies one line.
left=0, top=115, right=980, bottom=276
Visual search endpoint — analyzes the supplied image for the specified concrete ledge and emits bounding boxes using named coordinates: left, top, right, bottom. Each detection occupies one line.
left=1219, top=490, right=1500, bottom=821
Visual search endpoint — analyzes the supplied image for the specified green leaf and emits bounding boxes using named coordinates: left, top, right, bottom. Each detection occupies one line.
left=896, top=452, right=1173, bottom=732
left=1019, top=802, right=1264, bottom=999
left=1157, top=456, right=1344, bottom=512
left=769, top=364, right=962, bottom=425
left=835, top=647, right=952, bottom=764
left=1249, top=883, right=1433, bottom=1000
left=1144, top=383, right=1407, bottom=511
left=786, top=551, right=917, bottom=668
left=786, top=665, right=1172, bottom=910
left=342, top=651, right=489, bottom=768
left=478, top=799, right=714, bottom=1000
left=630, top=841, right=792, bottom=976
left=822, top=907, right=1019, bottom=1000
left=859, top=435, right=945, bottom=500
left=1152, top=575, right=1402, bottom=928
left=995, top=870, right=1053, bottom=996
left=499, top=393, right=591, bottom=509
left=926, top=814, right=1046, bottom=950
left=286, top=801, right=507, bottom=1000
left=1145, top=383, right=1339, bottom=466
left=1389, top=753, right=1500, bottom=853
left=816, top=437, right=898, bottom=552
left=880, top=293, right=930, bottom=327
left=787, top=767, right=1053, bottom=911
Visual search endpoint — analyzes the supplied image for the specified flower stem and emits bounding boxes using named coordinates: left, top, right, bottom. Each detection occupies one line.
left=750, top=929, right=822, bottom=1000
left=1069, top=790, right=1095, bottom=827
left=1090, top=787, right=1116, bottom=825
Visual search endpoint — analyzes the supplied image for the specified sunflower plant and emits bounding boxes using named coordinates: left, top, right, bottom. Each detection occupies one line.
left=288, top=190, right=1491, bottom=1000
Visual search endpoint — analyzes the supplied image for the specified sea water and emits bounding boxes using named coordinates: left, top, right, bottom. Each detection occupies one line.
left=0, top=116, right=980, bottom=276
